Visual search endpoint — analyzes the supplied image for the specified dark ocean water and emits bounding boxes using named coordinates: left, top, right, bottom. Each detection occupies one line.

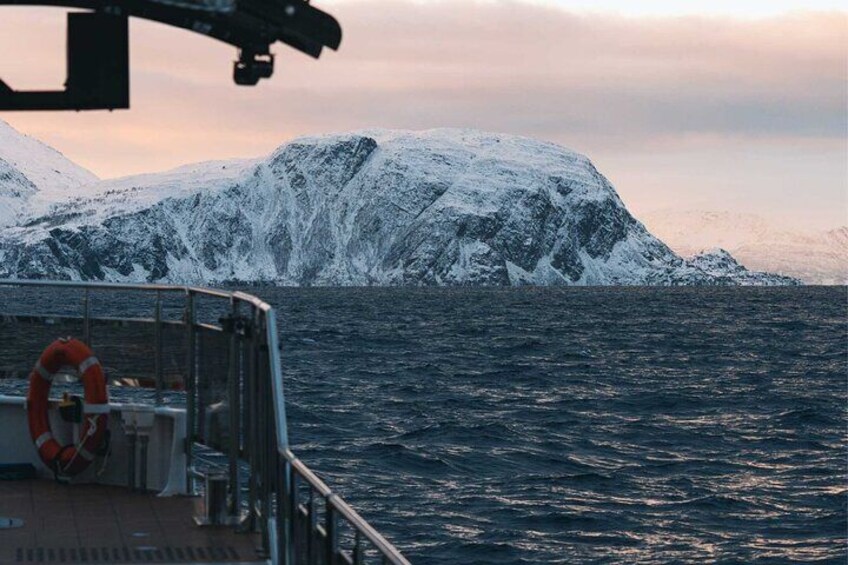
left=2, top=286, right=846, bottom=563
left=261, top=287, right=847, bottom=564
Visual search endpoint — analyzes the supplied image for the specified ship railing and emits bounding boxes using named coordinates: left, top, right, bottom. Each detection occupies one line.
left=0, top=279, right=410, bottom=565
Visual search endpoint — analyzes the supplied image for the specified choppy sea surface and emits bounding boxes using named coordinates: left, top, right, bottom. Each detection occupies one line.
left=2, top=286, right=846, bottom=563
left=265, top=287, right=847, bottom=564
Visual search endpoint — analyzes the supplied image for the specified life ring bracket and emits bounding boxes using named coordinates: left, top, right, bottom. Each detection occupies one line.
left=26, top=338, right=110, bottom=478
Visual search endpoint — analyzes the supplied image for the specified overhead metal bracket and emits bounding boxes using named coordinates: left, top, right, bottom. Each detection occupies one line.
left=0, top=12, right=129, bottom=111
left=0, top=0, right=342, bottom=111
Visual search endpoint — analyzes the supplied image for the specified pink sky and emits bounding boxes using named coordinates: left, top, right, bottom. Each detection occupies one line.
left=0, top=1, right=845, bottom=230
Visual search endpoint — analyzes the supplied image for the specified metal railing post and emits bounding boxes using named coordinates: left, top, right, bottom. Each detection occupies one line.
left=227, top=299, right=241, bottom=516
left=264, top=309, right=289, bottom=450
left=257, top=314, right=271, bottom=556
left=353, top=531, right=363, bottom=565
left=185, top=290, right=197, bottom=494
left=275, top=453, right=288, bottom=565
left=326, top=498, right=337, bottom=565
left=307, top=487, right=317, bottom=565
left=286, top=459, right=297, bottom=565
left=127, top=430, right=137, bottom=491
left=265, top=363, right=276, bottom=559
left=245, top=306, right=259, bottom=531
left=82, top=288, right=91, bottom=345
left=154, top=290, right=163, bottom=406
left=197, top=326, right=207, bottom=443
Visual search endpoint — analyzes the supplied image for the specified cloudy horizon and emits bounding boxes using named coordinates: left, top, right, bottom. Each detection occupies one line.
left=0, top=1, right=845, bottom=231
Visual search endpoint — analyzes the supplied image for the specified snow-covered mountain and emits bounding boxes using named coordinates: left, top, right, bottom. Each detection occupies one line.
left=0, top=121, right=98, bottom=228
left=0, top=127, right=798, bottom=286
left=687, top=249, right=798, bottom=286
left=642, top=210, right=847, bottom=285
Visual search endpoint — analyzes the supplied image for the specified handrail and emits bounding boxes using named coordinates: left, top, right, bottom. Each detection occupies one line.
left=265, top=308, right=289, bottom=452
left=284, top=449, right=411, bottom=565
left=0, top=277, right=236, bottom=299
left=0, top=278, right=411, bottom=564
left=0, top=277, right=190, bottom=293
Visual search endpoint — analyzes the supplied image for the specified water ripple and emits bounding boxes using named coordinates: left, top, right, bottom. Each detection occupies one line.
left=269, top=287, right=847, bottom=564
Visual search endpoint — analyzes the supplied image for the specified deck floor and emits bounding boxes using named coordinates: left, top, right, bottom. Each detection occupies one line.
left=0, top=479, right=263, bottom=563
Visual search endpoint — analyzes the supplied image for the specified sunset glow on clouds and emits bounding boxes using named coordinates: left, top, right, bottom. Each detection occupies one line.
left=324, top=0, right=848, bottom=18
left=0, top=1, right=845, bottom=229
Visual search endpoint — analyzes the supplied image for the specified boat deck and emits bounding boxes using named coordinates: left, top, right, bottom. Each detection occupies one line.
left=0, top=479, right=263, bottom=564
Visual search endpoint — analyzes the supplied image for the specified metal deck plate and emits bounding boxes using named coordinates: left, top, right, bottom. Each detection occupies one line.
left=0, top=479, right=263, bottom=563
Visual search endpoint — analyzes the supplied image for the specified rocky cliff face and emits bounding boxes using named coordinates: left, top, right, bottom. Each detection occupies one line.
left=0, top=128, right=799, bottom=286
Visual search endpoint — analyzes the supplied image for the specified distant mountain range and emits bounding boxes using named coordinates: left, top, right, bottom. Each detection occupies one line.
left=642, top=211, right=846, bottom=285
left=0, top=120, right=800, bottom=286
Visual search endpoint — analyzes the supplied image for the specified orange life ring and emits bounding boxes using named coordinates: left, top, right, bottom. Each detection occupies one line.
left=27, top=338, right=109, bottom=477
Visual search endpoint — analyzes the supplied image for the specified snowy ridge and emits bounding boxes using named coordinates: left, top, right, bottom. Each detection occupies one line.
left=686, top=248, right=799, bottom=286
left=24, top=158, right=260, bottom=237
left=0, top=128, right=799, bottom=286
left=0, top=120, right=98, bottom=228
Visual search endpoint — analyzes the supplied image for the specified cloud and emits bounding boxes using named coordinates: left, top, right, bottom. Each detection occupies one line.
left=4, top=4, right=845, bottom=158
left=276, top=3, right=845, bottom=140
